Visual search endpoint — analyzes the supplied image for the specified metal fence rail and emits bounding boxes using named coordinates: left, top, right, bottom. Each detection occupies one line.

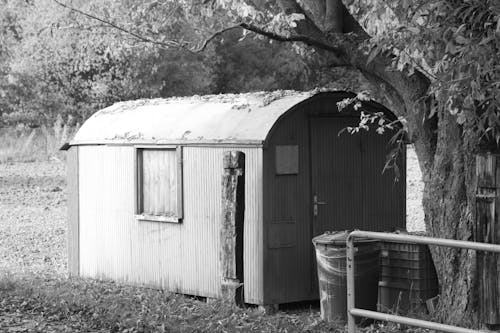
left=346, top=230, right=500, bottom=333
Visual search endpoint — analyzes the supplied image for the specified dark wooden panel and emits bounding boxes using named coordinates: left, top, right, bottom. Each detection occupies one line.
left=360, top=127, right=406, bottom=231
left=311, top=117, right=363, bottom=234
left=268, top=220, right=297, bottom=248
left=263, top=107, right=313, bottom=304
left=275, top=145, right=299, bottom=175
left=67, top=146, right=79, bottom=276
left=262, top=93, right=406, bottom=305
left=475, top=154, right=500, bottom=325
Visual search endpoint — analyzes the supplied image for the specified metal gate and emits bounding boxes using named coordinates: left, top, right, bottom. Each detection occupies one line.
left=346, top=230, right=500, bottom=333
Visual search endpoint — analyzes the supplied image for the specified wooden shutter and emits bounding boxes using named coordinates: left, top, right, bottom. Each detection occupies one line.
left=142, top=149, right=177, bottom=216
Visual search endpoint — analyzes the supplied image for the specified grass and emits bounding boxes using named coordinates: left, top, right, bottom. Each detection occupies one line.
left=0, top=274, right=340, bottom=333
left=0, top=273, right=433, bottom=333
left=0, top=117, right=78, bottom=163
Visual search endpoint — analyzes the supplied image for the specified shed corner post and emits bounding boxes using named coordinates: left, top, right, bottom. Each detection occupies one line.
left=67, top=146, right=80, bottom=277
left=221, top=151, right=245, bottom=305
left=475, top=153, right=500, bottom=328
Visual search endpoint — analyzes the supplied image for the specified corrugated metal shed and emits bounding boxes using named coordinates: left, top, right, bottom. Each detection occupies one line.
left=67, top=90, right=407, bottom=306
left=71, top=91, right=313, bottom=146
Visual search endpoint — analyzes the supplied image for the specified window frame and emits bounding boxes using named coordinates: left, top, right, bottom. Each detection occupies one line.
left=134, top=145, right=183, bottom=223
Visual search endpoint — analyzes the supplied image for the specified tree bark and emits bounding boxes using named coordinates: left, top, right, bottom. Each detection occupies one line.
left=422, top=110, right=480, bottom=324
left=475, top=154, right=500, bottom=327
left=221, top=151, right=245, bottom=304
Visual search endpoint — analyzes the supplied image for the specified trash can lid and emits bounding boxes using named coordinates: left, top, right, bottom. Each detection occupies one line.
left=312, top=231, right=378, bottom=246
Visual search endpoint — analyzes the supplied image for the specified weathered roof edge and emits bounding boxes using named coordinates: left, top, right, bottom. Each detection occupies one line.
left=63, top=90, right=315, bottom=149
left=60, top=89, right=395, bottom=150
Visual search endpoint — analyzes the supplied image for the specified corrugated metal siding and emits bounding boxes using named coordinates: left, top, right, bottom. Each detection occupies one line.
left=79, top=146, right=134, bottom=282
left=67, top=146, right=79, bottom=276
left=182, top=147, right=263, bottom=303
left=78, top=145, right=264, bottom=303
left=360, top=128, right=406, bottom=231
left=263, top=108, right=314, bottom=304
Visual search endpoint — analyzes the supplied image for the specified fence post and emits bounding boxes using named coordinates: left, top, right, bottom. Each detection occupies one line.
left=475, top=153, right=500, bottom=327
left=221, top=151, right=245, bottom=304
left=346, top=234, right=356, bottom=333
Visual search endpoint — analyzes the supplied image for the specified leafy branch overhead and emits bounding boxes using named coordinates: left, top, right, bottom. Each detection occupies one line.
left=1, top=0, right=352, bottom=127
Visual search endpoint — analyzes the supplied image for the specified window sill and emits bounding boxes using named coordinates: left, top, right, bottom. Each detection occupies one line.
left=135, top=214, right=181, bottom=223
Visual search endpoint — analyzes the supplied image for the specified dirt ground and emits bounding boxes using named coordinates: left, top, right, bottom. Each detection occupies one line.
left=0, top=161, right=67, bottom=278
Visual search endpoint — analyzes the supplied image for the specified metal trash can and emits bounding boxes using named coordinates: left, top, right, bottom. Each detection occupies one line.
left=312, top=231, right=380, bottom=323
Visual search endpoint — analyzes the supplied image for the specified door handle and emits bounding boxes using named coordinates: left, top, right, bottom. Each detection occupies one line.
left=313, top=195, right=327, bottom=216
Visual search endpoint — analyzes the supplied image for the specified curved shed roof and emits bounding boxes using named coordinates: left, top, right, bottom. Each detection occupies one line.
left=71, top=91, right=315, bottom=146
left=70, top=90, right=395, bottom=147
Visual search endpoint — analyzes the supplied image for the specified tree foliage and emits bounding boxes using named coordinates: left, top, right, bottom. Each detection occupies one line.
left=0, top=0, right=347, bottom=126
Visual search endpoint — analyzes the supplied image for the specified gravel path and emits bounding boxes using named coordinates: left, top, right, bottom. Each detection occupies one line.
left=0, top=161, right=67, bottom=277
left=406, top=146, right=425, bottom=232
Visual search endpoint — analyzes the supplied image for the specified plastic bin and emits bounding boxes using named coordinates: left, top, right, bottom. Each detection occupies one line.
left=378, top=240, right=439, bottom=314
left=378, top=280, right=438, bottom=313
left=312, top=231, right=380, bottom=323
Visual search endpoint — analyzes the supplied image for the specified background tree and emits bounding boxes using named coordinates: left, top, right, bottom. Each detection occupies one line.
left=0, top=0, right=350, bottom=126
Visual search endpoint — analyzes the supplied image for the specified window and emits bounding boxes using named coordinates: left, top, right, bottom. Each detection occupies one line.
left=135, top=147, right=183, bottom=223
left=275, top=145, right=299, bottom=175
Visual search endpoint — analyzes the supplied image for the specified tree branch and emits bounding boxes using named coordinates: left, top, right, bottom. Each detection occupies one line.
left=52, top=0, right=183, bottom=49
left=193, top=21, right=348, bottom=66
left=325, top=0, right=343, bottom=33
left=239, top=22, right=344, bottom=54
left=194, top=25, right=243, bottom=52
left=276, top=0, right=328, bottom=39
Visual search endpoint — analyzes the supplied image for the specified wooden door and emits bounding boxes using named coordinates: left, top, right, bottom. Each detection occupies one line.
left=309, top=116, right=363, bottom=296
left=310, top=117, right=364, bottom=236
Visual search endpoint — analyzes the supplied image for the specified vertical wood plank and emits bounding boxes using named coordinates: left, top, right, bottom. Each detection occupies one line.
left=177, top=146, right=183, bottom=219
left=221, top=151, right=245, bottom=304
left=475, top=153, right=500, bottom=327
left=134, top=148, right=140, bottom=214
left=67, top=146, right=79, bottom=276
left=142, top=149, right=178, bottom=216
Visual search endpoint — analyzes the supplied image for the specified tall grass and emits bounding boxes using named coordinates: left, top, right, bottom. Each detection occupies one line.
left=0, top=116, right=79, bottom=163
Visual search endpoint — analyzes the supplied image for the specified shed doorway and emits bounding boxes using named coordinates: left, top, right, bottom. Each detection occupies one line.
left=311, top=116, right=363, bottom=236
left=310, top=115, right=402, bottom=236
left=308, top=115, right=405, bottom=297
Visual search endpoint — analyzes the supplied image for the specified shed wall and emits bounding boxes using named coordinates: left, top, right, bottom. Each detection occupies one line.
left=67, top=146, right=79, bottom=276
left=78, top=145, right=263, bottom=303
left=262, top=94, right=406, bottom=304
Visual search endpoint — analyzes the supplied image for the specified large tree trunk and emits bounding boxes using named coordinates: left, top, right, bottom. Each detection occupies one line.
left=421, top=111, right=480, bottom=324
left=365, top=71, right=481, bottom=324
left=367, top=58, right=481, bottom=324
